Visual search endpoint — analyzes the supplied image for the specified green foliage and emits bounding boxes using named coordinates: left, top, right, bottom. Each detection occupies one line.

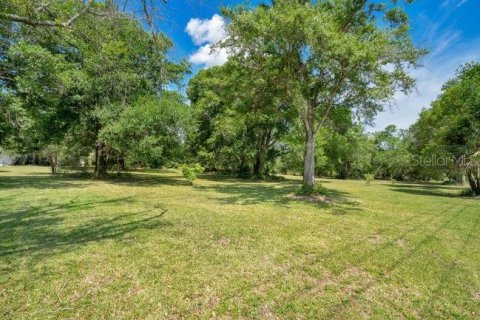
left=180, top=163, right=205, bottom=184
left=187, top=63, right=291, bottom=177
left=320, top=124, right=374, bottom=179
left=99, top=93, right=191, bottom=169
left=372, top=125, right=413, bottom=180
left=1, top=1, right=187, bottom=176
left=297, top=183, right=329, bottom=196
left=459, top=188, right=478, bottom=198
left=224, top=0, right=425, bottom=187
left=410, top=62, right=480, bottom=194
left=364, top=173, right=375, bottom=185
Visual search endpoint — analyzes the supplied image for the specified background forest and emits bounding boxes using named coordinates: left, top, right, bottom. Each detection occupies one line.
left=1, top=0, right=479, bottom=195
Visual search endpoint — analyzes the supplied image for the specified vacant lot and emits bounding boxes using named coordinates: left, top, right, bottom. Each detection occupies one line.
left=0, top=166, right=479, bottom=319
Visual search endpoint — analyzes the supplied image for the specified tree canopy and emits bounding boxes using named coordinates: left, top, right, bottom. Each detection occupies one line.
left=1, top=0, right=478, bottom=197
left=222, top=0, right=425, bottom=189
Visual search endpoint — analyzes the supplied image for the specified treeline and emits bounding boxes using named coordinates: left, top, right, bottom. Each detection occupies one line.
left=1, top=0, right=188, bottom=177
left=1, top=1, right=479, bottom=195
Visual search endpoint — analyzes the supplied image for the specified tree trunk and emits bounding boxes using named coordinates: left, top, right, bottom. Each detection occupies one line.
left=118, top=156, right=126, bottom=171
left=48, top=155, right=57, bottom=174
left=253, top=150, right=265, bottom=178
left=253, top=130, right=271, bottom=178
left=466, top=169, right=480, bottom=195
left=94, top=142, right=108, bottom=178
left=303, top=121, right=315, bottom=187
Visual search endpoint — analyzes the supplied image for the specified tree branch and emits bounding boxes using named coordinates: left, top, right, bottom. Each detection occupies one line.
left=0, top=0, right=167, bottom=28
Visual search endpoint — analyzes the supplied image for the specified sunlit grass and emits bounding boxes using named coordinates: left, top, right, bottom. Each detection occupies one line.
left=0, top=166, right=479, bottom=319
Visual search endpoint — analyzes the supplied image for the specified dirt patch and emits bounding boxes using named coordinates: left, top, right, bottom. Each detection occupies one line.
left=313, top=276, right=335, bottom=293
left=253, top=281, right=275, bottom=295
left=258, top=303, right=280, bottom=319
left=367, top=235, right=383, bottom=244
left=216, top=238, right=230, bottom=246
left=82, top=273, right=114, bottom=296
left=473, top=291, right=480, bottom=301
left=395, top=238, right=406, bottom=247
left=287, top=193, right=334, bottom=204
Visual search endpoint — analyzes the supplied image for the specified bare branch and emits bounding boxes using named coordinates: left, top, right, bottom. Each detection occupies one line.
left=0, top=12, right=68, bottom=28
left=64, top=0, right=95, bottom=27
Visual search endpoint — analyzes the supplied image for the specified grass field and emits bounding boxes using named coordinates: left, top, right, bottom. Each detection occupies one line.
left=0, top=166, right=479, bottom=319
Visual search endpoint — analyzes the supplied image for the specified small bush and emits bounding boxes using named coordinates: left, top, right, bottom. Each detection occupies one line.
left=364, top=174, right=374, bottom=185
left=459, top=188, right=478, bottom=197
left=390, top=178, right=396, bottom=185
left=180, top=163, right=205, bottom=184
left=297, top=183, right=328, bottom=196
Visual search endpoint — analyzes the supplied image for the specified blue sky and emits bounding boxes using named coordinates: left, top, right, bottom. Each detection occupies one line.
left=154, top=0, right=479, bottom=131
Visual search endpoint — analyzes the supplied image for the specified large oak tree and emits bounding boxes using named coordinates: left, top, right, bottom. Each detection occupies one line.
left=224, top=0, right=425, bottom=190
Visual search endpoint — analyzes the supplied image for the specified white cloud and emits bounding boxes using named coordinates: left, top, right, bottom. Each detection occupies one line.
left=430, top=30, right=461, bottom=58
left=186, top=14, right=227, bottom=45
left=367, top=7, right=479, bottom=132
left=186, top=14, right=229, bottom=68
left=189, top=43, right=229, bottom=67
left=441, top=0, right=469, bottom=8
left=369, top=39, right=480, bottom=132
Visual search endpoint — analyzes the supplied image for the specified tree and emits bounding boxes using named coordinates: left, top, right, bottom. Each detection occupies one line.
left=188, top=62, right=292, bottom=178
left=371, top=125, right=413, bottom=180
left=224, top=0, right=425, bottom=191
left=322, top=124, right=374, bottom=179
left=99, top=93, right=191, bottom=169
left=1, top=1, right=187, bottom=176
left=187, top=65, right=252, bottom=173
left=0, top=0, right=166, bottom=30
left=410, top=62, right=480, bottom=195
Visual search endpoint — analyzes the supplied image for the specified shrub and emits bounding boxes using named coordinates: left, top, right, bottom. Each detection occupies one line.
left=180, top=163, right=205, bottom=184
left=364, top=173, right=374, bottom=185
left=297, top=183, right=328, bottom=196
left=459, top=188, right=478, bottom=197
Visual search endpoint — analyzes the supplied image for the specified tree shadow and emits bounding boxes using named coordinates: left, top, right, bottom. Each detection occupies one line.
left=390, top=186, right=455, bottom=198
left=0, top=169, right=191, bottom=190
left=195, top=182, right=297, bottom=207
left=0, top=175, right=91, bottom=190
left=195, top=176, right=360, bottom=214
left=103, top=172, right=190, bottom=187
left=0, top=196, right=171, bottom=265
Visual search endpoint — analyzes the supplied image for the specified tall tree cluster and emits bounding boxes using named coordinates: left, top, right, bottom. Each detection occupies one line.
left=1, top=0, right=188, bottom=176
left=409, top=63, right=480, bottom=195
left=221, top=0, right=425, bottom=190
left=2, top=0, right=478, bottom=195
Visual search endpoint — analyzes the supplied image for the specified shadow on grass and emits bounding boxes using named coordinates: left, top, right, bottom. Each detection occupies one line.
left=196, top=175, right=360, bottom=215
left=195, top=182, right=298, bottom=207
left=103, top=172, right=190, bottom=187
left=390, top=186, right=455, bottom=198
left=0, top=175, right=91, bottom=190
left=0, top=170, right=190, bottom=190
left=0, top=196, right=170, bottom=265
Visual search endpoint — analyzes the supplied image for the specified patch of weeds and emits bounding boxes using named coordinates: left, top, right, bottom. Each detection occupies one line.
left=364, top=174, right=374, bottom=185
left=179, top=163, right=205, bottom=184
left=296, top=183, right=329, bottom=196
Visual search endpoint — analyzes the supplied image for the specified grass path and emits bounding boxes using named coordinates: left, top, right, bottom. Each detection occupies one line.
left=0, top=166, right=479, bottom=319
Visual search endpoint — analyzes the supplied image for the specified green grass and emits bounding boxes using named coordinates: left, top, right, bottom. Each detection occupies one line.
left=0, top=166, right=479, bottom=319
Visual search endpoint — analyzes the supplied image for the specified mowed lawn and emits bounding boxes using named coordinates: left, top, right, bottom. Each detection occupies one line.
left=0, top=166, right=479, bottom=319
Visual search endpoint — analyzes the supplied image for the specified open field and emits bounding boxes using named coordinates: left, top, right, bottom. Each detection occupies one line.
left=0, top=166, right=479, bottom=319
